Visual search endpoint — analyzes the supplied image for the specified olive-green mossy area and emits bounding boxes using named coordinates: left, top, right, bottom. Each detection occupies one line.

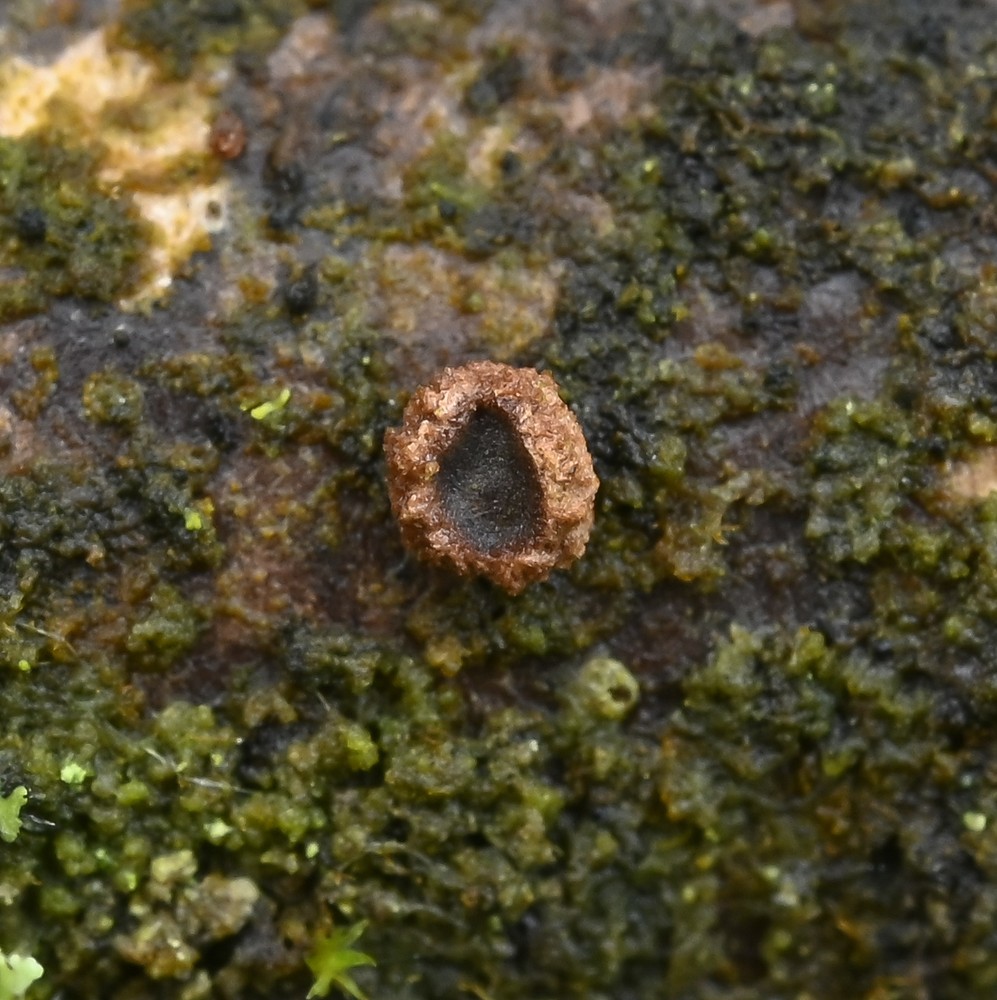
left=0, top=135, right=151, bottom=319
left=3, top=0, right=997, bottom=996
left=115, top=0, right=307, bottom=79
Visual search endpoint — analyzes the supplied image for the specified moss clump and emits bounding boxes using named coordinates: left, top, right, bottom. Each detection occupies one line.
left=658, top=621, right=997, bottom=995
left=306, top=921, right=375, bottom=1000
left=116, top=0, right=306, bottom=78
left=81, top=372, right=146, bottom=428
left=0, top=136, right=150, bottom=319
left=125, top=583, right=204, bottom=671
left=0, top=621, right=665, bottom=997
left=0, top=787, right=27, bottom=843
left=6, top=0, right=997, bottom=996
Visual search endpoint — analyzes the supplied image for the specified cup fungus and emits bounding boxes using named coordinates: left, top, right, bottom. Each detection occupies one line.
left=384, top=361, right=599, bottom=594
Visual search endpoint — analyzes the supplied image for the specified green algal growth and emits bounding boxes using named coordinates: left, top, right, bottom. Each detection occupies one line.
left=0, top=952, right=43, bottom=1000
left=246, top=387, right=292, bottom=422
left=7, top=0, right=997, bottom=996
left=117, top=0, right=307, bottom=78
left=126, top=584, right=203, bottom=671
left=59, top=762, right=88, bottom=786
left=806, top=397, right=917, bottom=565
left=0, top=135, right=150, bottom=319
left=0, top=787, right=27, bottom=843
left=81, top=372, right=146, bottom=428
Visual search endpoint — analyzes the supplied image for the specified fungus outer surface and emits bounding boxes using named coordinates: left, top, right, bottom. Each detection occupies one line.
left=384, top=361, right=599, bottom=593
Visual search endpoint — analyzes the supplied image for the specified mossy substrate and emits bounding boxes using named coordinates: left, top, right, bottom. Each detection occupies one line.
left=3, top=0, right=997, bottom=997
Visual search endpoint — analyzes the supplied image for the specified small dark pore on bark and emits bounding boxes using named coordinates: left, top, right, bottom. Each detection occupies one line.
left=437, top=405, right=543, bottom=555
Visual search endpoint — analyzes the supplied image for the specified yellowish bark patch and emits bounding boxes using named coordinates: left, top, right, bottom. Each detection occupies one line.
left=0, top=30, right=228, bottom=308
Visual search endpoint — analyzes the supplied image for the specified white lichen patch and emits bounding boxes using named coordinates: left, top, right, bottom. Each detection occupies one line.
left=0, top=401, right=41, bottom=473
left=552, top=65, right=661, bottom=134
left=266, top=11, right=341, bottom=82
left=944, top=449, right=997, bottom=501
left=737, top=0, right=796, bottom=36
left=466, top=122, right=518, bottom=186
left=0, top=30, right=229, bottom=308
left=127, top=185, right=229, bottom=306
left=0, top=31, right=152, bottom=137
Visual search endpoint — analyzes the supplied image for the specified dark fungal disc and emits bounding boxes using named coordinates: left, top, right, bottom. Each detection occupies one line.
left=437, top=405, right=543, bottom=555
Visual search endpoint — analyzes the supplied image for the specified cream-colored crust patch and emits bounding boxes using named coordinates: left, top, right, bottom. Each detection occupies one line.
left=945, top=450, right=997, bottom=501
left=0, top=30, right=228, bottom=308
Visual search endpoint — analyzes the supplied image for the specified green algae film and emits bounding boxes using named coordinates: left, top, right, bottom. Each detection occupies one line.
left=4, top=0, right=997, bottom=997
left=0, top=135, right=151, bottom=319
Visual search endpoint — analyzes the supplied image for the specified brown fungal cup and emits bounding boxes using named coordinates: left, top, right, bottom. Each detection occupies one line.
left=384, top=361, right=599, bottom=594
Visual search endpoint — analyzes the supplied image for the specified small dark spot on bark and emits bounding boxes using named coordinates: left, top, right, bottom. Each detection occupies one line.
left=922, top=317, right=960, bottom=351
left=892, top=383, right=917, bottom=410
left=201, top=407, right=241, bottom=452
left=330, top=0, right=378, bottom=32
left=267, top=200, right=301, bottom=232
left=763, top=361, right=797, bottom=401
left=464, top=52, right=525, bottom=115
left=282, top=269, right=318, bottom=317
left=236, top=721, right=304, bottom=790
left=203, top=0, right=244, bottom=24
left=550, top=48, right=587, bottom=87
left=869, top=833, right=904, bottom=880
left=871, top=637, right=894, bottom=660
left=265, top=149, right=305, bottom=197
left=499, top=150, right=523, bottom=181
left=15, top=207, right=47, bottom=243
left=903, top=13, right=950, bottom=64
